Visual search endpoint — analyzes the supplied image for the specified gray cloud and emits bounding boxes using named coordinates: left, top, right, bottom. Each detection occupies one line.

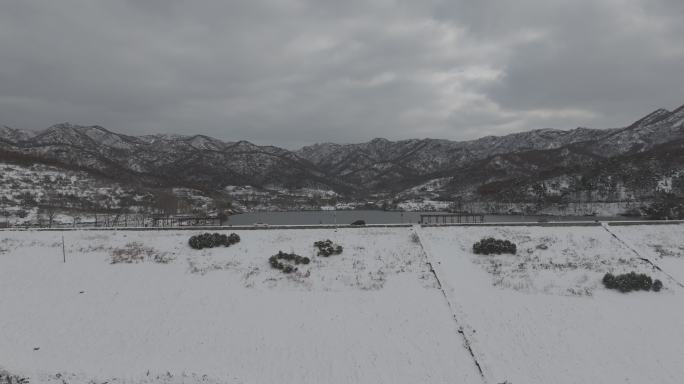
left=1, top=0, right=682, bottom=148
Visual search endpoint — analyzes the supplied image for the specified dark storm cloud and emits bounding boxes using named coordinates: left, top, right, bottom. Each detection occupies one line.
left=0, top=0, right=682, bottom=148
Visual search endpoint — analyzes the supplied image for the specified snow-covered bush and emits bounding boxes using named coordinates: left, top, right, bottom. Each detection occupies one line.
left=410, top=232, right=420, bottom=244
left=653, top=279, right=663, bottom=292
left=602, top=272, right=662, bottom=293
left=188, top=232, right=240, bottom=250
left=314, top=239, right=343, bottom=257
left=473, top=238, right=517, bottom=255
left=0, top=370, right=29, bottom=384
left=269, top=251, right=310, bottom=273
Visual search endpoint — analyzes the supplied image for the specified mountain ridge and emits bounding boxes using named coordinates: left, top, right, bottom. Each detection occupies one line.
left=1, top=103, right=684, bottom=203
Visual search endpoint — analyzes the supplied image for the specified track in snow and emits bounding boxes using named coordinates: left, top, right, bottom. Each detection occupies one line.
left=412, top=226, right=488, bottom=383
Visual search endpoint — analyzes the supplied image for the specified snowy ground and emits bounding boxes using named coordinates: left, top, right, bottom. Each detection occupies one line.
left=417, top=224, right=684, bottom=384
left=0, top=228, right=480, bottom=384
left=607, top=223, right=684, bottom=283
left=1, top=224, right=684, bottom=383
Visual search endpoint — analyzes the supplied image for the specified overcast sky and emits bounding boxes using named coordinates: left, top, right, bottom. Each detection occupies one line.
left=1, top=0, right=683, bottom=148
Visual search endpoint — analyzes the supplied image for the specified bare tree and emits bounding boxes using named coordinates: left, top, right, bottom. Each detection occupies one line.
left=72, top=214, right=81, bottom=228
left=0, top=207, right=9, bottom=228
left=43, top=206, right=57, bottom=228
left=41, top=190, right=68, bottom=228
left=215, top=199, right=233, bottom=225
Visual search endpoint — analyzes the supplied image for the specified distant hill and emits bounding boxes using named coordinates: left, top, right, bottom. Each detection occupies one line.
left=2, top=103, right=684, bottom=205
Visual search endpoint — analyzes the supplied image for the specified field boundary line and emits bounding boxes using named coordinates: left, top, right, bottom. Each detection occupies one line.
left=600, top=222, right=684, bottom=288
left=412, top=226, right=489, bottom=383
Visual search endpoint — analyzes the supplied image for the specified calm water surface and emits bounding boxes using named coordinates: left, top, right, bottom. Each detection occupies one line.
left=226, top=210, right=630, bottom=225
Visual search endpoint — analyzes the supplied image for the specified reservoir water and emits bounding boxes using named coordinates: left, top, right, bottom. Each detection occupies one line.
left=225, top=210, right=629, bottom=225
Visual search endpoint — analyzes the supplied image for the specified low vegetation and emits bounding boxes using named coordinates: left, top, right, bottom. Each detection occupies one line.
left=189, top=232, right=240, bottom=250
left=269, top=251, right=310, bottom=273
left=410, top=232, right=421, bottom=244
left=110, top=242, right=173, bottom=264
left=602, top=272, right=663, bottom=292
left=314, top=239, right=343, bottom=256
left=473, top=237, right=517, bottom=255
left=0, top=370, right=29, bottom=384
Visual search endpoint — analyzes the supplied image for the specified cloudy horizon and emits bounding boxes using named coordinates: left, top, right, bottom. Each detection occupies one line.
left=1, top=0, right=683, bottom=148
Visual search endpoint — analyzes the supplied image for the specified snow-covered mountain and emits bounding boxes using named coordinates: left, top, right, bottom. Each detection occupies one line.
left=295, top=127, right=618, bottom=190
left=0, top=125, right=36, bottom=143
left=1, top=103, right=684, bottom=201
left=0, top=123, right=336, bottom=192
left=590, top=105, right=684, bottom=156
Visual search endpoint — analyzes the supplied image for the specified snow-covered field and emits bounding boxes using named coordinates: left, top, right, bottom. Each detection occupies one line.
left=418, top=224, right=684, bottom=384
left=1, top=224, right=683, bottom=384
left=0, top=228, right=480, bottom=384
left=607, top=223, right=684, bottom=283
